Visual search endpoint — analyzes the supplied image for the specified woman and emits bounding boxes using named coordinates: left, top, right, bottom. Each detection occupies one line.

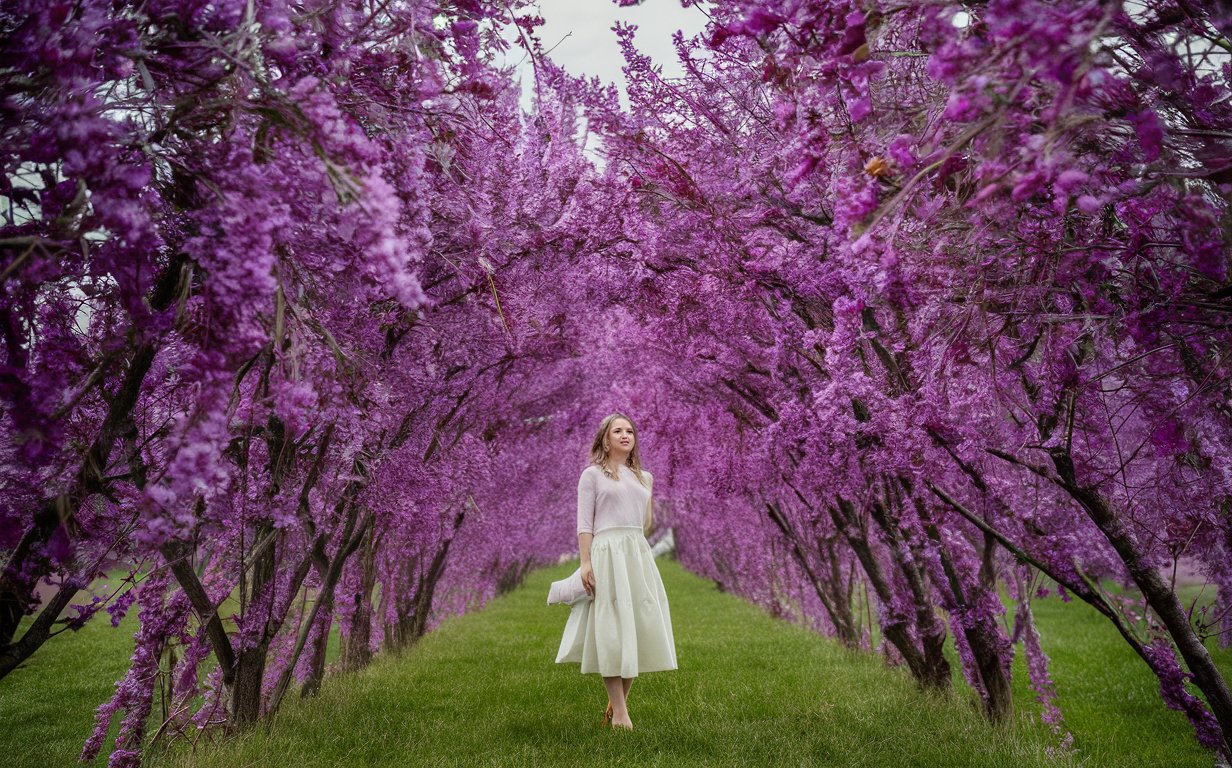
left=552, top=413, right=677, bottom=731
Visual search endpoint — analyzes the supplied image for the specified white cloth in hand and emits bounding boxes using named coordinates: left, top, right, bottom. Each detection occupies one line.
left=547, top=567, right=591, bottom=606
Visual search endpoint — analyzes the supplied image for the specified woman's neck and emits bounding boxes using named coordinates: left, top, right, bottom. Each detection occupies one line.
left=605, top=452, right=630, bottom=475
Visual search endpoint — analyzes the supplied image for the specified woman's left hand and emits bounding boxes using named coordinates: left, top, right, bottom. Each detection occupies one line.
left=580, top=562, right=595, bottom=596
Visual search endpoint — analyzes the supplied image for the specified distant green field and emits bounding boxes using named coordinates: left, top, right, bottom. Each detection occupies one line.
left=0, top=559, right=1227, bottom=767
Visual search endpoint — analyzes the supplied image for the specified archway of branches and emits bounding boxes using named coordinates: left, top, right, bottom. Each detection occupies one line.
left=1, top=1, right=1230, bottom=764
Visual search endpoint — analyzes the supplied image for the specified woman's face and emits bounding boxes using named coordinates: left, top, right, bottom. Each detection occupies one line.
left=607, top=418, right=635, bottom=454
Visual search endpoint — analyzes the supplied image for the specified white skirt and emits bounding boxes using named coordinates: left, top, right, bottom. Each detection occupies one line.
left=554, top=526, right=677, bottom=678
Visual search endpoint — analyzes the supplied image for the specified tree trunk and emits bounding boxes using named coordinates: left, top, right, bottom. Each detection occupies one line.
left=865, top=493, right=953, bottom=691
left=0, top=584, right=81, bottom=677
left=831, top=497, right=950, bottom=690
left=918, top=506, right=1013, bottom=724
left=299, top=513, right=374, bottom=698
left=300, top=601, right=333, bottom=699
left=230, top=642, right=269, bottom=727
left=161, top=542, right=236, bottom=687
left=230, top=521, right=278, bottom=727
left=390, top=509, right=465, bottom=650
left=764, top=501, right=860, bottom=648
left=339, top=526, right=378, bottom=673
left=1052, top=452, right=1232, bottom=756
left=822, top=535, right=860, bottom=644
left=268, top=507, right=373, bottom=713
left=407, top=510, right=464, bottom=643
left=382, top=554, right=415, bottom=653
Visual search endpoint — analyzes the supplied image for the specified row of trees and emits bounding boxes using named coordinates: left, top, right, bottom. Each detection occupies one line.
left=0, top=1, right=615, bottom=764
left=1, top=0, right=1230, bottom=764
left=552, top=0, right=1232, bottom=759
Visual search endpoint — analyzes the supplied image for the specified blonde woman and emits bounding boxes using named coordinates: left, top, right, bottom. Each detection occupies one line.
left=551, top=413, right=677, bottom=730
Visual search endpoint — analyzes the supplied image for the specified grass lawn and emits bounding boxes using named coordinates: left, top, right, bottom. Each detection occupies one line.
left=0, top=606, right=137, bottom=767
left=1013, top=584, right=1231, bottom=766
left=1, top=558, right=1228, bottom=767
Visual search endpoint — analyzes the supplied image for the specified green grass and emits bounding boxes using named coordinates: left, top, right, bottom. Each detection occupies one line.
left=1, top=560, right=1228, bottom=767
left=0, top=608, right=137, bottom=767
left=1012, top=586, right=1231, bottom=766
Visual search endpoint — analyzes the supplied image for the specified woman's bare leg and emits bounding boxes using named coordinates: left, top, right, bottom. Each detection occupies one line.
left=623, top=677, right=633, bottom=704
left=603, top=676, right=633, bottom=730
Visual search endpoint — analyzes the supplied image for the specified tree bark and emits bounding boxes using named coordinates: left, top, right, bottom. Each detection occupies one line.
left=831, top=497, right=950, bottom=689
left=0, top=584, right=81, bottom=677
left=269, top=505, right=373, bottom=713
left=389, top=508, right=465, bottom=651
left=764, top=501, right=860, bottom=648
left=161, top=542, right=236, bottom=686
left=926, top=480, right=1154, bottom=664
left=1048, top=451, right=1232, bottom=756
left=230, top=522, right=277, bottom=727
left=0, top=342, right=155, bottom=666
left=865, top=493, right=953, bottom=692
left=339, top=526, right=379, bottom=673
left=915, top=496, right=1013, bottom=724
left=407, top=509, right=464, bottom=643
left=300, top=602, right=334, bottom=700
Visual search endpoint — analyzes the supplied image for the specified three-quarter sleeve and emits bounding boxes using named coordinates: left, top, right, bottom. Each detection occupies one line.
left=577, top=468, right=597, bottom=534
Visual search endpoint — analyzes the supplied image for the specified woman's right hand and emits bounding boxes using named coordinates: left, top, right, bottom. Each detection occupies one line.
left=580, top=562, right=595, bottom=596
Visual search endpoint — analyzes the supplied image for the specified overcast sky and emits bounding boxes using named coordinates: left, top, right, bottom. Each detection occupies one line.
left=503, top=1, right=712, bottom=108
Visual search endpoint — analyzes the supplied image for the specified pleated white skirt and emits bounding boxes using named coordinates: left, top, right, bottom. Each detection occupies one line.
left=555, top=526, right=677, bottom=678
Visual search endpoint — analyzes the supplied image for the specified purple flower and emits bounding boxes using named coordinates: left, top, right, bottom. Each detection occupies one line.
left=943, top=92, right=978, bottom=121
left=847, top=95, right=872, bottom=122
left=740, top=9, right=787, bottom=36
left=1150, top=419, right=1189, bottom=457
left=1130, top=109, right=1165, bottom=161
left=1053, top=169, right=1088, bottom=195
left=887, top=134, right=918, bottom=170
left=1011, top=170, right=1047, bottom=202
left=1076, top=194, right=1102, bottom=214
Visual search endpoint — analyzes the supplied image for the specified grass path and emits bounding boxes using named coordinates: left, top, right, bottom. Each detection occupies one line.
left=1, top=558, right=1226, bottom=767
left=147, top=559, right=1220, bottom=768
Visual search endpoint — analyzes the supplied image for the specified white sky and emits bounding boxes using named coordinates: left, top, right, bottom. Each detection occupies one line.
left=502, top=0, right=712, bottom=109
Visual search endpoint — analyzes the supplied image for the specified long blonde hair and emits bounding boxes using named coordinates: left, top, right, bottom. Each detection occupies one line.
left=589, top=412, right=648, bottom=486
